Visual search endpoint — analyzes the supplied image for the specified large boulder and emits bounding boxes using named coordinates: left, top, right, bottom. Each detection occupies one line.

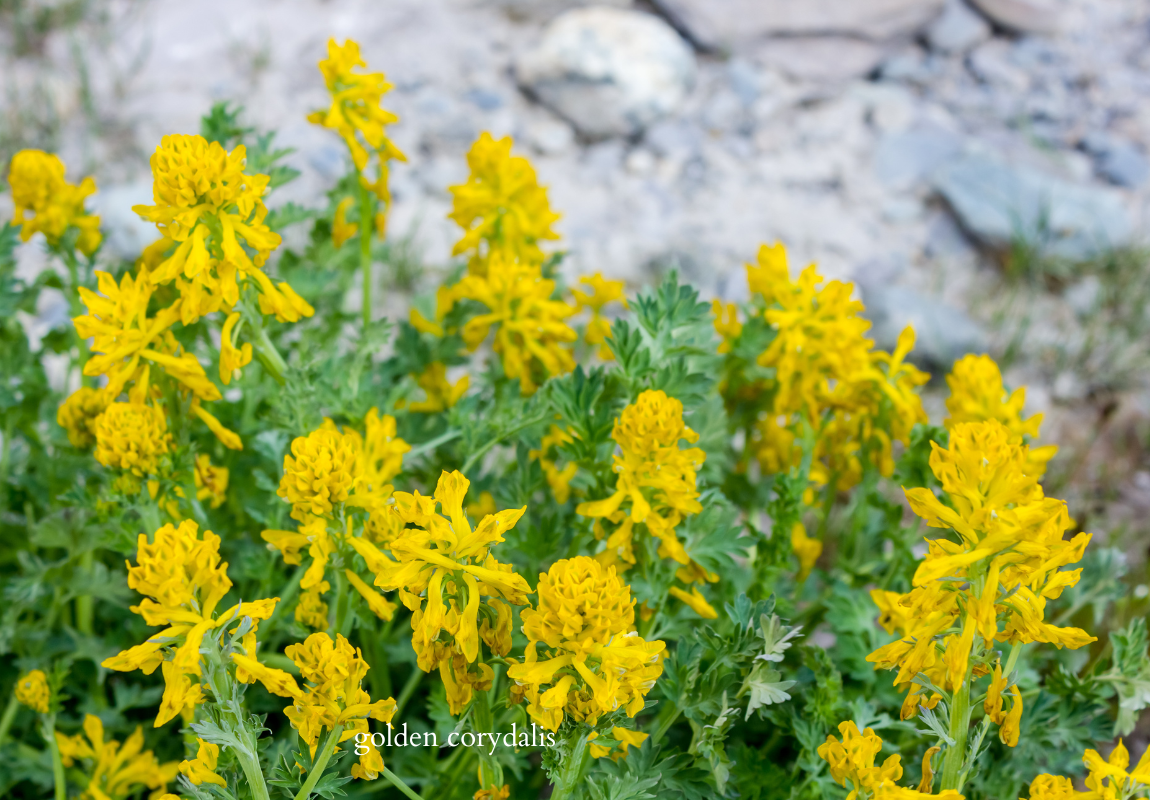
left=933, top=153, right=1133, bottom=262
left=967, top=0, right=1066, bottom=35
left=516, top=7, right=696, bottom=139
left=650, top=0, right=946, bottom=51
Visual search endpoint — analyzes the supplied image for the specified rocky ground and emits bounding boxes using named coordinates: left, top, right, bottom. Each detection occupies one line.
left=3, top=0, right=1150, bottom=568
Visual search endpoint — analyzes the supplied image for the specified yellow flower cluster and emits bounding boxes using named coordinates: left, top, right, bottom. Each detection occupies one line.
left=57, top=386, right=111, bottom=448
left=308, top=38, right=406, bottom=204
left=102, top=520, right=280, bottom=727
left=238, top=631, right=397, bottom=768
left=8, top=149, right=102, bottom=255
left=744, top=243, right=928, bottom=492
left=573, top=272, right=627, bottom=360
left=264, top=410, right=408, bottom=627
left=507, top=557, right=664, bottom=731
left=355, top=471, right=530, bottom=713
left=405, top=362, right=470, bottom=413
left=56, top=714, right=178, bottom=800
left=179, top=739, right=225, bottom=787
left=14, top=669, right=50, bottom=713
left=945, top=354, right=1057, bottom=477
left=1026, top=741, right=1150, bottom=800
left=867, top=420, right=1093, bottom=731
left=577, top=390, right=710, bottom=587
left=448, top=131, right=560, bottom=271
left=818, top=721, right=961, bottom=800
left=92, top=400, right=171, bottom=477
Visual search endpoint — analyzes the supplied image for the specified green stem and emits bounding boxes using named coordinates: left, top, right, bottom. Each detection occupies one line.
left=254, top=328, right=288, bottom=386
left=358, top=175, right=375, bottom=333
left=295, top=723, right=344, bottom=800
left=203, top=640, right=272, bottom=800
left=332, top=567, right=351, bottom=637
left=75, top=550, right=94, bottom=636
left=940, top=677, right=972, bottom=792
left=651, top=704, right=682, bottom=744
left=0, top=692, right=18, bottom=747
left=460, top=414, right=551, bottom=475
left=393, top=666, right=423, bottom=720
left=42, top=714, right=65, bottom=800
left=383, top=766, right=426, bottom=800
left=405, top=429, right=463, bottom=461
left=550, top=731, right=592, bottom=800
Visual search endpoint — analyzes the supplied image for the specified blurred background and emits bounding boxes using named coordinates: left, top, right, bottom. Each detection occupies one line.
left=3, top=0, right=1150, bottom=571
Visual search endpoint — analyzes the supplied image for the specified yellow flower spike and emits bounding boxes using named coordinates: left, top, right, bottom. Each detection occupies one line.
left=712, top=300, right=742, bottom=354
left=14, top=669, right=50, bottom=713
left=56, top=714, right=179, bottom=798
left=790, top=522, right=822, bottom=581
left=332, top=196, right=359, bottom=248
left=745, top=242, right=789, bottom=304
left=8, top=149, right=102, bottom=254
left=57, top=386, right=111, bottom=448
left=219, top=311, right=252, bottom=384
left=668, top=586, right=718, bottom=619
left=449, top=132, right=560, bottom=269
left=345, top=569, right=397, bottom=620
left=308, top=38, right=406, bottom=175
left=179, top=738, right=227, bottom=787
left=577, top=390, right=705, bottom=569
left=93, top=401, right=172, bottom=477
left=278, top=427, right=363, bottom=519
left=818, top=722, right=959, bottom=799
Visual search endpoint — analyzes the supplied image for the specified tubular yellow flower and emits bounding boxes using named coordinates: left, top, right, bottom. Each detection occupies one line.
left=352, top=740, right=386, bottom=780
left=1027, top=741, right=1150, bottom=800
left=573, top=273, right=627, bottom=359
left=102, top=520, right=280, bottom=727
left=817, top=722, right=964, bottom=800
left=356, top=470, right=530, bottom=713
left=296, top=581, right=331, bottom=630
left=407, top=362, right=469, bottom=413
left=179, top=739, right=226, bottom=787
left=193, top=453, right=229, bottom=508
left=944, top=354, right=1057, bottom=477
left=508, top=557, right=665, bottom=731
left=712, top=300, right=742, bottom=354
left=277, top=428, right=362, bottom=520
left=219, top=311, right=252, bottom=384
left=332, top=196, right=359, bottom=248
left=308, top=38, right=406, bottom=175
left=790, top=522, right=822, bottom=581
left=588, top=727, right=650, bottom=760
left=668, top=585, right=718, bottom=619
left=8, top=149, right=102, bottom=255
left=55, top=714, right=178, bottom=800
left=93, top=401, right=172, bottom=477
left=14, top=670, right=50, bottom=713
left=57, top=386, right=111, bottom=448
left=577, top=390, right=706, bottom=569
left=455, top=250, right=577, bottom=395
left=448, top=132, right=560, bottom=270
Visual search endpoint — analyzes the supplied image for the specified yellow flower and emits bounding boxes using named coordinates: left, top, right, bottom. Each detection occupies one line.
left=712, top=300, right=742, bottom=354
left=449, top=132, right=560, bottom=270
left=332, top=196, right=359, bottom=248
left=179, top=738, right=226, bottom=787
left=296, top=581, right=331, bottom=629
left=14, top=669, right=50, bottom=713
left=55, top=714, right=179, bottom=800
left=817, top=722, right=964, bottom=800
left=352, top=740, right=385, bottom=780
left=668, top=586, right=718, bottom=619
left=265, top=632, right=397, bottom=757
left=790, top=522, right=822, bottom=581
left=102, top=520, right=280, bottom=727
left=508, top=557, right=665, bottom=731
left=1024, top=774, right=1079, bottom=800
left=474, top=784, right=511, bottom=800
left=407, top=362, right=470, bottom=413
left=57, top=386, right=111, bottom=448
left=945, top=354, right=1057, bottom=477
left=354, top=471, right=530, bottom=713
left=134, top=133, right=311, bottom=325
left=588, top=727, right=649, bottom=760
left=573, top=273, right=627, bottom=359
left=8, top=149, right=102, bottom=255
left=194, top=454, right=229, bottom=508
left=277, top=428, right=362, bottom=520
left=93, top=401, right=172, bottom=477
left=1083, top=740, right=1150, bottom=798
left=530, top=425, right=578, bottom=504
left=455, top=250, right=577, bottom=395
left=410, top=285, right=459, bottom=338
left=219, top=311, right=252, bottom=385
left=308, top=39, right=406, bottom=175
left=577, top=390, right=705, bottom=569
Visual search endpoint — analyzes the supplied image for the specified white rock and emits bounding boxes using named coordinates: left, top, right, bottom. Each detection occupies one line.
left=925, top=0, right=991, bottom=53
left=967, top=0, right=1066, bottom=35
left=92, top=181, right=159, bottom=261
left=524, top=115, right=577, bottom=155
left=650, top=0, right=946, bottom=50
left=754, top=37, right=888, bottom=83
left=516, top=7, right=696, bottom=139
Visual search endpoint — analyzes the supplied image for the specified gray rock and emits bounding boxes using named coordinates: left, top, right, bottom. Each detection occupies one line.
left=860, top=283, right=988, bottom=368
left=643, top=118, right=703, bottom=158
left=967, top=0, right=1066, bottom=35
left=91, top=181, right=159, bottom=260
left=1096, top=142, right=1150, bottom=189
left=650, top=0, right=946, bottom=51
left=933, top=152, right=1133, bottom=261
left=516, top=7, right=696, bottom=139
left=873, top=125, right=963, bottom=188
left=755, top=36, right=888, bottom=82
left=925, top=0, right=991, bottom=54
left=524, top=115, right=576, bottom=155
